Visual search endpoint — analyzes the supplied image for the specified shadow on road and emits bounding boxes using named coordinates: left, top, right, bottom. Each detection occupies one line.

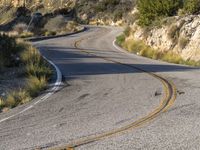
left=39, top=45, right=198, bottom=80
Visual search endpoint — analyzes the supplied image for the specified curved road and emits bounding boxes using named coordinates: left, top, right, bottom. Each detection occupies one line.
left=0, top=26, right=200, bottom=150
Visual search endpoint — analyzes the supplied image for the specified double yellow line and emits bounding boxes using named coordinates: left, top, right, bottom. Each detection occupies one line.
left=52, top=28, right=177, bottom=150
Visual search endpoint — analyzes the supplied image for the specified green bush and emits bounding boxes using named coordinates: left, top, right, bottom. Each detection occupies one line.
left=183, top=0, right=200, bottom=14
left=124, top=26, right=131, bottom=37
left=137, top=0, right=183, bottom=26
left=0, top=34, right=20, bottom=68
left=116, top=34, right=125, bottom=46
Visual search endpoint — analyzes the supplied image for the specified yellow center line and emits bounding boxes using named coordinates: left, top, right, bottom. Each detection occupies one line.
left=50, top=28, right=177, bottom=150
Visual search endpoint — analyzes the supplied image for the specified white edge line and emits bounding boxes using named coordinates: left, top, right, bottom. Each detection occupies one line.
left=0, top=55, right=62, bottom=124
left=113, top=40, right=134, bottom=55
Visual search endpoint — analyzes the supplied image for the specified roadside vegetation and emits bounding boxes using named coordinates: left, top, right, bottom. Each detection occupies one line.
left=0, top=6, right=17, bottom=25
left=0, top=34, right=52, bottom=112
left=44, top=15, right=80, bottom=36
left=137, top=0, right=200, bottom=27
left=114, top=0, right=200, bottom=66
left=116, top=29, right=200, bottom=67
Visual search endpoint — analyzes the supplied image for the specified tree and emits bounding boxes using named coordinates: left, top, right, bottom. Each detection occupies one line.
left=137, top=0, right=183, bottom=26
left=183, top=0, right=200, bottom=14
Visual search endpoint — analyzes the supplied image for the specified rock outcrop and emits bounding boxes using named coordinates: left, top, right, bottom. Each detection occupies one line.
left=131, top=15, right=200, bottom=61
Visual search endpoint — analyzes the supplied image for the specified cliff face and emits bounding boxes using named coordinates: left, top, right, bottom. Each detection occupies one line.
left=131, top=15, right=200, bottom=61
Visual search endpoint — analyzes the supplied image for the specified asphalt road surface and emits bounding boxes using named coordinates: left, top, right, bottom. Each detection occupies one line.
left=0, top=26, right=200, bottom=150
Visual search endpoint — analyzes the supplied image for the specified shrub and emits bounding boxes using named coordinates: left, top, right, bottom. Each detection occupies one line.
left=137, top=0, right=183, bottom=26
left=125, top=12, right=140, bottom=25
left=0, top=97, right=5, bottom=110
left=139, top=46, right=156, bottom=59
left=123, top=39, right=145, bottom=53
left=27, top=76, right=47, bottom=97
left=5, top=89, right=31, bottom=108
left=44, top=31, right=56, bottom=36
left=20, top=46, right=43, bottom=65
left=161, top=51, right=183, bottom=64
left=113, top=9, right=123, bottom=22
left=20, top=46, right=52, bottom=78
left=0, top=34, right=19, bottom=68
left=44, top=15, right=66, bottom=32
left=124, top=26, right=131, bottom=37
left=26, top=63, right=52, bottom=79
left=116, top=34, right=125, bottom=46
left=183, top=0, right=200, bottom=14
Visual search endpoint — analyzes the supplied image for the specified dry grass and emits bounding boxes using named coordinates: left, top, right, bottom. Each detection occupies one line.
left=116, top=34, right=125, bottom=46
left=0, top=97, right=5, bottom=110
left=19, top=31, right=34, bottom=38
left=20, top=46, right=42, bottom=64
left=119, top=36, right=200, bottom=67
left=26, top=63, right=52, bottom=78
left=44, top=31, right=56, bottom=36
left=20, top=45, right=52, bottom=77
left=27, top=76, right=48, bottom=97
left=123, top=39, right=146, bottom=53
left=5, top=89, right=31, bottom=108
left=0, top=39, right=52, bottom=111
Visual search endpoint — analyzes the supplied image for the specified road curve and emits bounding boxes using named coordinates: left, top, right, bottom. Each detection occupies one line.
left=0, top=26, right=199, bottom=150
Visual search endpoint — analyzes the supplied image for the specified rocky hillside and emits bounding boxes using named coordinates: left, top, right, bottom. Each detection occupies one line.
left=125, top=0, right=200, bottom=62
left=130, top=15, right=200, bottom=61
left=0, top=0, right=136, bottom=25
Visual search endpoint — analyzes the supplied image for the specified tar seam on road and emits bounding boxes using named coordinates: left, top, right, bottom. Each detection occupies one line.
left=0, top=55, right=62, bottom=124
left=52, top=27, right=177, bottom=150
